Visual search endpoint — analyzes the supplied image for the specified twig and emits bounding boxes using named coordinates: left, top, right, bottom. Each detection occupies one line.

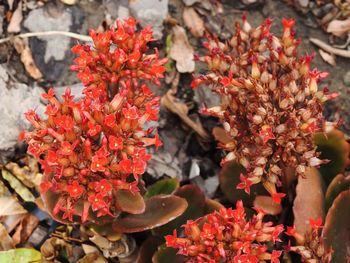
left=309, top=37, right=350, bottom=58
left=0, top=31, right=91, bottom=44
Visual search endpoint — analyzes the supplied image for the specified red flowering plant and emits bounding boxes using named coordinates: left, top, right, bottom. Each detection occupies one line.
left=20, top=17, right=187, bottom=227
left=192, top=16, right=339, bottom=202
left=165, top=200, right=285, bottom=263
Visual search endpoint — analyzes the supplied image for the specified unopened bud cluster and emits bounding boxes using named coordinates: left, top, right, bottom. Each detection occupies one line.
left=21, top=18, right=166, bottom=222
left=166, top=201, right=284, bottom=262
left=192, top=17, right=338, bottom=201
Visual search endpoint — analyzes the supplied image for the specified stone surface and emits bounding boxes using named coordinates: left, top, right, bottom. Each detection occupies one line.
left=22, top=3, right=84, bottom=83
left=23, top=7, right=72, bottom=63
left=129, top=0, right=168, bottom=39
left=344, top=71, right=350, bottom=86
left=0, top=64, right=45, bottom=163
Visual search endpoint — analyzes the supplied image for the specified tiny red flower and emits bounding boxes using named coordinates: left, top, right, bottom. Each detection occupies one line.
left=271, top=192, right=286, bottom=204
left=66, top=181, right=85, bottom=198
left=259, top=125, right=275, bottom=144
left=237, top=173, right=253, bottom=194
left=40, top=181, right=52, bottom=193
left=87, top=122, right=102, bottom=137
left=94, top=179, right=112, bottom=196
left=309, top=217, right=323, bottom=230
left=108, top=135, right=123, bottom=150
left=88, top=193, right=107, bottom=211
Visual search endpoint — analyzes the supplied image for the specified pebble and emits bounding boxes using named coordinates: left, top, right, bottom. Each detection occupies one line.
left=344, top=71, right=350, bottom=86
left=0, top=64, right=45, bottom=163
left=129, top=0, right=168, bottom=39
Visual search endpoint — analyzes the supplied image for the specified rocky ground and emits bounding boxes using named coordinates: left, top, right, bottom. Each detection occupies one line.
left=0, top=0, right=349, bottom=261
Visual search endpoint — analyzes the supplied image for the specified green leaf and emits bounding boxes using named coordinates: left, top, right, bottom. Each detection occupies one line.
left=1, top=170, right=35, bottom=202
left=144, top=178, right=180, bottom=199
left=152, top=245, right=184, bottom=263
left=136, top=236, right=163, bottom=263
left=314, top=129, right=350, bottom=185
left=219, top=162, right=267, bottom=205
left=0, top=248, right=41, bottom=263
left=114, top=190, right=145, bottom=214
left=152, top=185, right=205, bottom=237
left=323, top=190, right=350, bottom=263
left=113, top=195, right=187, bottom=233
left=325, top=174, right=350, bottom=212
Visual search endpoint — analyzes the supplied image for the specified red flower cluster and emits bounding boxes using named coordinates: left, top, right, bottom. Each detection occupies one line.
left=165, top=200, right=284, bottom=262
left=21, top=18, right=167, bottom=222
left=70, top=17, right=166, bottom=100
left=192, top=17, right=339, bottom=202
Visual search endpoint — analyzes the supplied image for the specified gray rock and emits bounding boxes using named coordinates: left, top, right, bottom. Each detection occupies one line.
left=194, top=84, right=220, bottom=108
left=23, top=7, right=72, bottom=63
left=103, top=0, right=129, bottom=19
left=344, top=71, right=350, bottom=86
left=0, top=64, right=45, bottom=163
left=129, top=0, right=168, bottom=39
left=147, top=151, right=182, bottom=180
left=22, top=4, right=84, bottom=82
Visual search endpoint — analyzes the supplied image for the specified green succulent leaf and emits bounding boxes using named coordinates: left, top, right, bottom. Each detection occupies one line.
left=152, top=185, right=205, bottom=237
left=136, top=236, right=163, bottom=263
left=114, top=189, right=145, bottom=214
left=113, top=195, right=188, bottom=233
left=314, top=129, right=350, bottom=185
left=219, top=162, right=267, bottom=205
left=204, top=198, right=225, bottom=214
left=144, top=178, right=180, bottom=199
left=323, top=190, right=350, bottom=263
left=325, top=174, right=350, bottom=212
left=152, top=245, right=184, bottom=263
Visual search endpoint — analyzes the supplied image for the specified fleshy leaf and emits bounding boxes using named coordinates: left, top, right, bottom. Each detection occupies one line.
left=204, top=198, right=225, bottom=214
left=323, top=190, right=350, bottom=263
left=152, top=245, right=184, bottom=263
left=219, top=162, right=267, bottom=205
left=253, top=195, right=282, bottom=215
left=113, top=195, right=187, bottom=233
left=293, top=168, right=325, bottom=236
left=152, top=185, right=205, bottom=236
left=0, top=248, right=41, bottom=263
left=136, top=236, right=163, bottom=263
left=325, top=174, right=350, bottom=212
left=144, top=178, right=180, bottom=199
left=114, top=190, right=145, bottom=214
left=314, top=129, right=350, bottom=185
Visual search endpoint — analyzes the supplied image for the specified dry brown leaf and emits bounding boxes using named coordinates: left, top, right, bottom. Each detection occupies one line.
left=41, top=237, right=73, bottom=262
left=319, top=49, right=336, bottom=66
left=0, top=196, right=27, bottom=216
left=1, top=214, right=27, bottom=233
left=5, top=162, right=42, bottom=188
left=0, top=223, right=15, bottom=250
left=327, top=18, right=350, bottom=37
left=7, top=0, right=22, bottom=33
left=293, top=168, right=325, bottom=238
left=169, top=25, right=195, bottom=73
left=12, top=214, right=39, bottom=246
left=183, top=7, right=205, bottom=38
left=12, top=37, right=43, bottom=80
left=253, top=195, right=282, bottom=215
left=161, top=89, right=209, bottom=140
